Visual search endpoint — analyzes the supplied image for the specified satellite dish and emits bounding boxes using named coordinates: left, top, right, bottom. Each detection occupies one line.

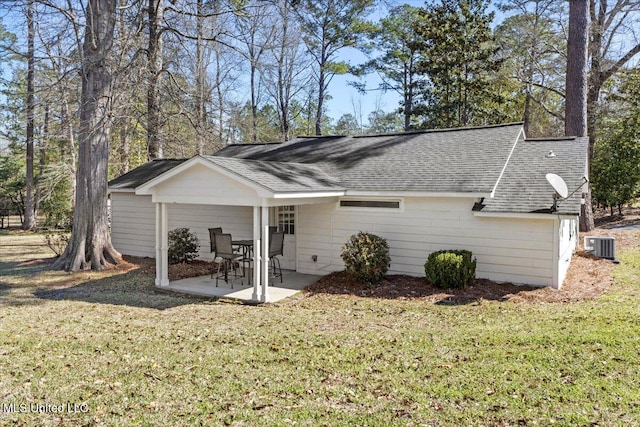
left=546, top=173, right=568, bottom=199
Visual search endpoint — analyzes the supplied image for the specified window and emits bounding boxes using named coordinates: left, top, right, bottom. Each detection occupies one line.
left=278, top=205, right=295, bottom=234
left=339, top=200, right=400, bottom=209
left=338, top=199, right=403, bottom=211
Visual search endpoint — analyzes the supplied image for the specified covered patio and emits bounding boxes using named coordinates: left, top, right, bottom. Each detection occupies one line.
left=133, top=155, right=344, bottom=303
left=163, top=270, right=321, bottom=303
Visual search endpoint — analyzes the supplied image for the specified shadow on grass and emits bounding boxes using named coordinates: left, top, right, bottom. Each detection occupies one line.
left=0, top=257, right=55, bottom=277
left=305, top=272, right=539, bottom=305
left=33, top=267, right=216, bottom=310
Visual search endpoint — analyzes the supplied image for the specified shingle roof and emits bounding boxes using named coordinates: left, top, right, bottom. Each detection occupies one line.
left=108, top=159, right=187, bottom=190
left=478, top=137, right=589, bottom=215
left=214, top=123, right=524, bottom=193
left=202, top=156, right=344, bottom=193
left=107, top=124, right=589, bottom=217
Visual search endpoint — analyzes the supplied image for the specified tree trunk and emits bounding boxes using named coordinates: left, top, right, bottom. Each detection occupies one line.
left=119, top=125, right=129, bottom=175
left=62, top=98, right=77, bottom=208
left=565, top=0, right=594, bottom=232
left=147, top=0, right=164, bottom=159
left=565, top=0, right=588, bottom=137
left=35, top=103, right=49, bottom=216
left=53, top=0, right=120, bottom=272
left=315, top=66, right=325, bottom=136
left=23, top=0, right=36, bottom=230
left=195, top=0, right=206, bottom=154
left=251, top=62, right=258, bottom=143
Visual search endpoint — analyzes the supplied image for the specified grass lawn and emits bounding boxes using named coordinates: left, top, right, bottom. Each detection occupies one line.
left=1, top=229, right=639, bottom=426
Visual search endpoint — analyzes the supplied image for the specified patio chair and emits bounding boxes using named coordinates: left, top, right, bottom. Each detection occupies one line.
left=269, top=231, right=285, bottom=283
left=212, top=233, right=243, bottom=288
left=208, top=227, right=223, bottom=253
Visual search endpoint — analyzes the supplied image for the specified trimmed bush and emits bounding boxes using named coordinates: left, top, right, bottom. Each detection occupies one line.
left=341, top=231, right=391, bottom=284
left=168, top=228, right=200, bottom=263
left=424, top=249, right=476, bottom=289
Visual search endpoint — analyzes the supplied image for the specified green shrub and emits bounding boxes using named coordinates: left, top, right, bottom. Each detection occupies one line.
left=340, top=231, right=391, bottom=284
left=168, top=228, right=200, bottom=263
left=425, top=249, right=476, bottom=289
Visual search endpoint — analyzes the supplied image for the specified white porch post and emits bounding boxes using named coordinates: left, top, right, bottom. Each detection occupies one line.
left=160, top=202, right=169, bottom=287
left=261, top=206, right=270, bottom=302
left=155, top=203, right=162, bottom=287
left=252, top=206, right=261, bottom=302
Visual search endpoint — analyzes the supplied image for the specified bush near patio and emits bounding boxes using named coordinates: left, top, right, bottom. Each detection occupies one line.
left=425, top=249, right=477, bottom=289
left=340, top=231, right=391, bottom=284
left=168, top=227, right=200, bottom=263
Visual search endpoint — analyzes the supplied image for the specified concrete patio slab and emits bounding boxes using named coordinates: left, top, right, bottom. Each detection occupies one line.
left=161, top=270, right=321, bottom=303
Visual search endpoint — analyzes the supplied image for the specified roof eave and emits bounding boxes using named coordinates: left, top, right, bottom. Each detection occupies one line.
left=273, top=190, right=346, bottom=199
left=345, top=190, right=491, bottom=198
left=473, top=211, right=579, bottom=220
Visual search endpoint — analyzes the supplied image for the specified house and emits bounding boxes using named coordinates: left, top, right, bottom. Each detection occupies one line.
left=108, top=123, right=589, bottom=302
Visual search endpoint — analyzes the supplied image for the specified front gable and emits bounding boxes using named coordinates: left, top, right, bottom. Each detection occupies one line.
left=136, top=159, right=266, bottom=206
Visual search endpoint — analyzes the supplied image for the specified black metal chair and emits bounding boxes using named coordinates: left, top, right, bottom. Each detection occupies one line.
left=212, top=233, right=243, bottom=287
left=269, top=231, right=285, bottom=283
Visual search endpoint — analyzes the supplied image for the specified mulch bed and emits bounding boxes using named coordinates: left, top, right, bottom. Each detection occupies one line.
left=303, top=249, right=616, bottom=304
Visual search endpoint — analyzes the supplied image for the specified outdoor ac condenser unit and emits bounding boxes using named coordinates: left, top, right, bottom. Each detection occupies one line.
left=584, top=236, right=616, bottom=260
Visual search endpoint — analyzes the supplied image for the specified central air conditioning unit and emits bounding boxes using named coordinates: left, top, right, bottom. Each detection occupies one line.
left=584, top=236, right=616, bottom=260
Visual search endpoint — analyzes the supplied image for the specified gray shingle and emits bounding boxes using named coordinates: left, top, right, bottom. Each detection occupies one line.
left=479, top=137, right=589, bottom=215
left=202, top=156, right=344, bottom=193
left=108, top=159, right=187, bottom=190
left=214, top=123, right=524, bottom=193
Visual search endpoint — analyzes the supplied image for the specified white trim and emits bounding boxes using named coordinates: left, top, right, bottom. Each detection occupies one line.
left=263, top=196, right=341, bottom=207
left=344, top=190, right=490, bottom=198
left=261, top=207, right=270, bottom=303
left=108, top=188, right=136, bottom=193
left=552, top=218, right=560, bottom=289
left=151, top=194, right=262, bottom=206
left=473, top=211, right=578, bottom=220
left=273, top=191, right=345, bottom=199
left=490, top=127, right=524, bottom=197
left=155, top=203, right=161, bottom=287
left=159, top=203, right=169, bottom=287
left=252, top=207, right=260, bottom=302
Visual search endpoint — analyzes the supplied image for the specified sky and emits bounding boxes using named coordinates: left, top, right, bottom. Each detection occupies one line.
left=326, top=48, right=400, bottom=125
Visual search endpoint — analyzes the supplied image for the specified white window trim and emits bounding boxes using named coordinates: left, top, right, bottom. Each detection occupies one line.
left=337, top=197, right=405, bottom=213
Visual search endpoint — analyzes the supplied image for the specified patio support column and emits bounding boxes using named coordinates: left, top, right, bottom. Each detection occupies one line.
left=155, top=203, right=161, bottom=287
left=261, top=206, right=270, bottom=302
left=160, top=202, right=169, bottom=287
left=252, top=206, right=261, bottom=302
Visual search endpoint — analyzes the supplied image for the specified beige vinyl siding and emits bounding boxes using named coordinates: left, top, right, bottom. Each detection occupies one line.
left=110, top=192, right=252, bottom=260
left=110, top=193, right=156, bottom=257
left=297, top=197, right=556, bottom=287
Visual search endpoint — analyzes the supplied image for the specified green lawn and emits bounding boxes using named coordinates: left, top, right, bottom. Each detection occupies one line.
left=1, top=229, right=639, bottom=426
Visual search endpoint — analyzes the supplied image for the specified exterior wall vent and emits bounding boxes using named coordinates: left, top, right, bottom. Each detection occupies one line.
left=584, top=236, right=616, bottom=260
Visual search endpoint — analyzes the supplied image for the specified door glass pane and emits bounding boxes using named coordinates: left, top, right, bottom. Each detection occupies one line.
left=278, top=205, right=295, bottom=235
